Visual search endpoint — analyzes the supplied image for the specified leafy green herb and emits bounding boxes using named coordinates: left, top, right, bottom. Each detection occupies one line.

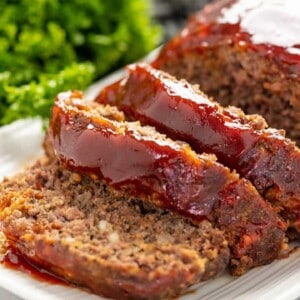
left=0, top=0, right=161, bottom=125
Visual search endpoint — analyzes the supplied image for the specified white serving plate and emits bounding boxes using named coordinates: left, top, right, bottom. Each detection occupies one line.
left=0, top=66, right=300, bottom=300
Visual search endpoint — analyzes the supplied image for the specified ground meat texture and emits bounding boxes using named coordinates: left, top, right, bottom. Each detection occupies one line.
left=152, top=0, right=300, bottom=144
left=95, top=63, right=300, bottom=238
left=48, top=90, right=286, bottom=275
left=0, top=157, right=229, bottom=300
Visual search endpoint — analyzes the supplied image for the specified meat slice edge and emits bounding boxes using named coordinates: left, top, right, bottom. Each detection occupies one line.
left=49, top=90, right=286, bottom=275
left=95, top=63, right=300, bottom=238
left=0, top=157, right=229, bottom=299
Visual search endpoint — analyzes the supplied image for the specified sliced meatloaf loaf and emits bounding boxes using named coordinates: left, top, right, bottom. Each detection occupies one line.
left=49, top=90, right=286, bottom=275
left=95, top=63, right=300, bottom=238
left=0, top=156, right=229, bottom=300
left=152, top=0, right=300, bottom=144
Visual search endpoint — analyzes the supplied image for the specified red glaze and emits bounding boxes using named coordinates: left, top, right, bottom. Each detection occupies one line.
left=49, top=91, right=286, bottom=274
left=98, top=64, right=260, bottom=169
left=3, top=246, right=66, bottom=285
left=97, top=64, right=261, bottom=170
left=96, top=63, right=300, bottom=235
left=50, top=91, right=230, bottom=221
left=152, top=0, right=300, bottom=78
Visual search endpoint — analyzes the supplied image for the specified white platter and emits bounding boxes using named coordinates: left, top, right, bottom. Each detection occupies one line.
left=0, top=67, right=300, bottom=300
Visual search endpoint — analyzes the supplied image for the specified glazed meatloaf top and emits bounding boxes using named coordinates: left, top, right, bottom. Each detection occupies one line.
left=153, top=0, right=300, bottom=78
left=0, top=156, right=229, bottom=300
left=152, top=0, right=300, bottom=144
left=48, top=90, right=286, bottom=276
left=95, top=63, right=300, bottom=238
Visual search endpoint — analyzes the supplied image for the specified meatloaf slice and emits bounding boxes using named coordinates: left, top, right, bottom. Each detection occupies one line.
left=0, top=157, right=229, bottom=300
left=49, top=90, right=286, bottom=275
left=95, top=63, right=300, bottom=238
left=152, top=0, right=300, bottom=144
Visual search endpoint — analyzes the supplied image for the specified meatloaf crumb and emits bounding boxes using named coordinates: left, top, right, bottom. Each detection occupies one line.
left=0, top=157, right=229, bottom=300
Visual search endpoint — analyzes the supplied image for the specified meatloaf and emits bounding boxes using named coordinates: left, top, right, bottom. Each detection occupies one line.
left=95, top=63, right=300, bottom=238
left=49, top=90, right=286, bottom=275
left=0, top=156, right=230, bottom=300
left=152, top=0, right=300, bottom=144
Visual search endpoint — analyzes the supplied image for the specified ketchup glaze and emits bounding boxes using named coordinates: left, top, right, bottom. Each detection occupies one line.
left=153, top=0, right=300, bottom=77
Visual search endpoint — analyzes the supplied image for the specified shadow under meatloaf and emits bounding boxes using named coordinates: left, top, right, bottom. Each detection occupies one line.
left=152, top=0, right=300, bottom=144
left=0, top=157, right=229, bottom=300
left=48, top=90, right=286, bottom=276
left=95, top=63, right=300, bottom=239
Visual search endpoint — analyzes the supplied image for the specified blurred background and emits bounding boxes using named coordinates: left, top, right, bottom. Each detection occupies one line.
left=153, top=0, right=211, bottom=41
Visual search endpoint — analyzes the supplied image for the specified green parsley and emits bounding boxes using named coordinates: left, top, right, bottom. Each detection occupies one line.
left=0, top=0, right=161, bottom=125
